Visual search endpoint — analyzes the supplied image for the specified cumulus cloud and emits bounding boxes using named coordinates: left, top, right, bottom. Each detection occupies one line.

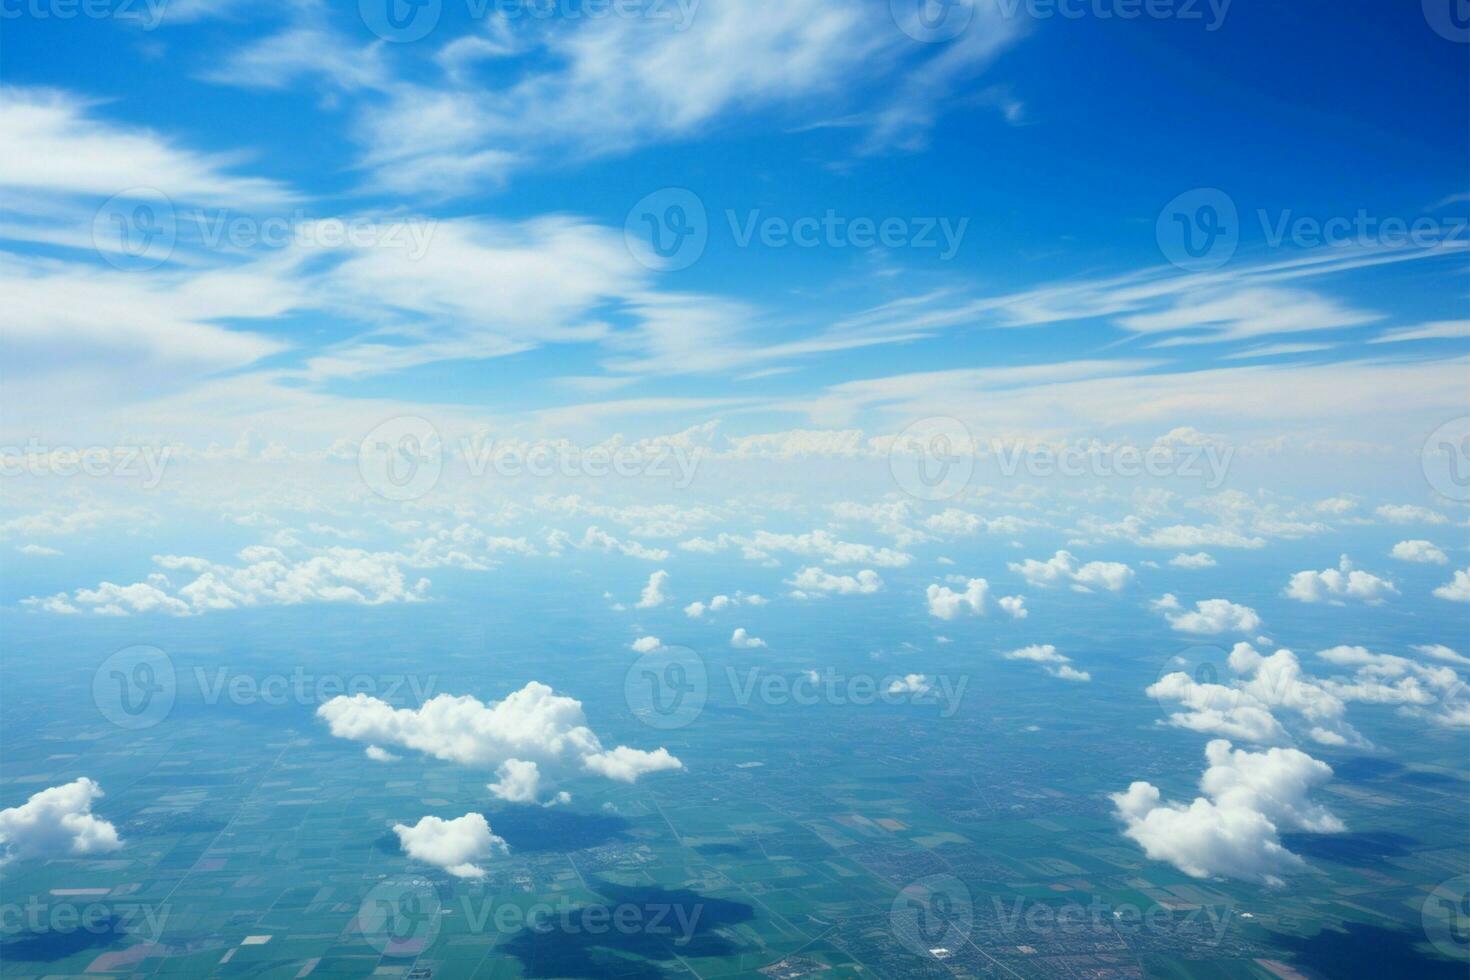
left=925, top=578, right=986, bottom=619
left=1415, top=644, right=1470, bottom=667
left=0, top=778, right=122, bottom=865
left=393, top=813, right=507, bottom=879
left=1004, top=644, right=1090, bottom=682
left=1111, top=740, right=1343, bottom=887
left=365, top=745, right=400, bottom=763
left=317, top=681, right=682, bottom=802
left=1151, top=594, right=1262, bottom=635
left=636, top=569, right=670, bottom=608
left=630, top=636, right=663, bottom=653
left=1150, top=644, right=1358, bottom=747
left=997, top=594, right=1028, bottom=619
left=1375, top=504, right=1448, bottom=525
left=1009, top=550, right=1133, bottom=593
left=1284, top=555, right=1397, bottom=604
left=1390, top=540, right=1449, bottom=565
left=730, top=627, right=767, bottom=649
left=1433, top=568, right=1470, bottom=602
left=887, top=674, right=931, bottom=695
left=684, top=591, right=765, bottom=618
left=24, top=543, right=431, bottom=616
left=786, top=566, right=882, bottom=597
left=1169, top=552, right=1217, bottom=569
left=683, top=529, right=910, bottom=567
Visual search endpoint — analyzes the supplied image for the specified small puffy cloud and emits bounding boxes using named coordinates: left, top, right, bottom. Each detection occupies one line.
left=786, top=566, right=882, bottom=597
left=15, top=543, right=61, bottom=556
left=925, top=578, right=987, bottom=620
left=1009, top=550, right=1132, bottom=593
left=1111, top=740, right=1342, bottom=887
left=684, top=591, right=763, bottom=618
left=1152, top=594, right=1262, bottom=635
left=365, top=745, right=400, bottom=763
left=630, top=636, right=663, bottom=653
left=317, top=681, right=681, bottom=802
left=636, top=570, right=669, bottom=609
left=1376, top=504, right=1448, bottom=525
left=887, top=674, right=931, bottom=695
left=1169, top=552, right=1216, bottom=569
left=1433, top=568, right=1470, bottom=603
left=1003, top=644, right=1090, bottom=682
left=730, top=627, right=767, bottom=649
left=997, top=595, right=1028, bottom=619
left=0, top=778, right=122, bottom=865
left=1284, top=555, right=1397, bottom=604
left=582, top=746, right=682, bottom=782
left=393, top=813, right=507, bottom=879
left=488, top=759, right=543, bottom=803
left=1390, top=540, right=1448, bottom=565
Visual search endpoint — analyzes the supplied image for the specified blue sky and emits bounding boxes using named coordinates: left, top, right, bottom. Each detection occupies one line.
left=2, top=0, right=1466, bottom=454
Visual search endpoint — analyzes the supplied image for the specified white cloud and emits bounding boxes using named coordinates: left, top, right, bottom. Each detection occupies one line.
left=887, top=674, right=931, bottom=695
left=683, top=591, right=764, bottom=618
left=1009, top=550, right=1132, bottom=593
left=1376, top=504, right=1449, bottom=525
left=0, top=778, right=122, bottom=865
left=1284, top=555, right=1397, bottom=604
left=364, top=745, right=400, bottom=763
left=393, top=813, right=507, bottom=879
left=786, top=566, right=882, bottom=597
left=1415, top=644, right=1470, bottom=667
left=997, top=595, right=1028, bottom=619
left=27, top=543, right=432, bottom=616
left=636, top=569, right=670, bottom=608
left=1169, top=552, right=1217, bottom=569
left=0, top=87, right=294, bottom=203
left=1112, top=739, right=1342, bottom=887
left=730, top=628, right=767, bottom=649
left=1390, top=540, right=1448, bottom=565
left=317, top=681, right=682, bottom=801
left=1433, top=568, right=1470, bottom=603
left=925, top=578, right=987, bottom=620
left=1151, top=594, right=1262, bottom=635
left=630, top=636, right=663, bottom=653
left=1004, top=644, right=1091, bottom=682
